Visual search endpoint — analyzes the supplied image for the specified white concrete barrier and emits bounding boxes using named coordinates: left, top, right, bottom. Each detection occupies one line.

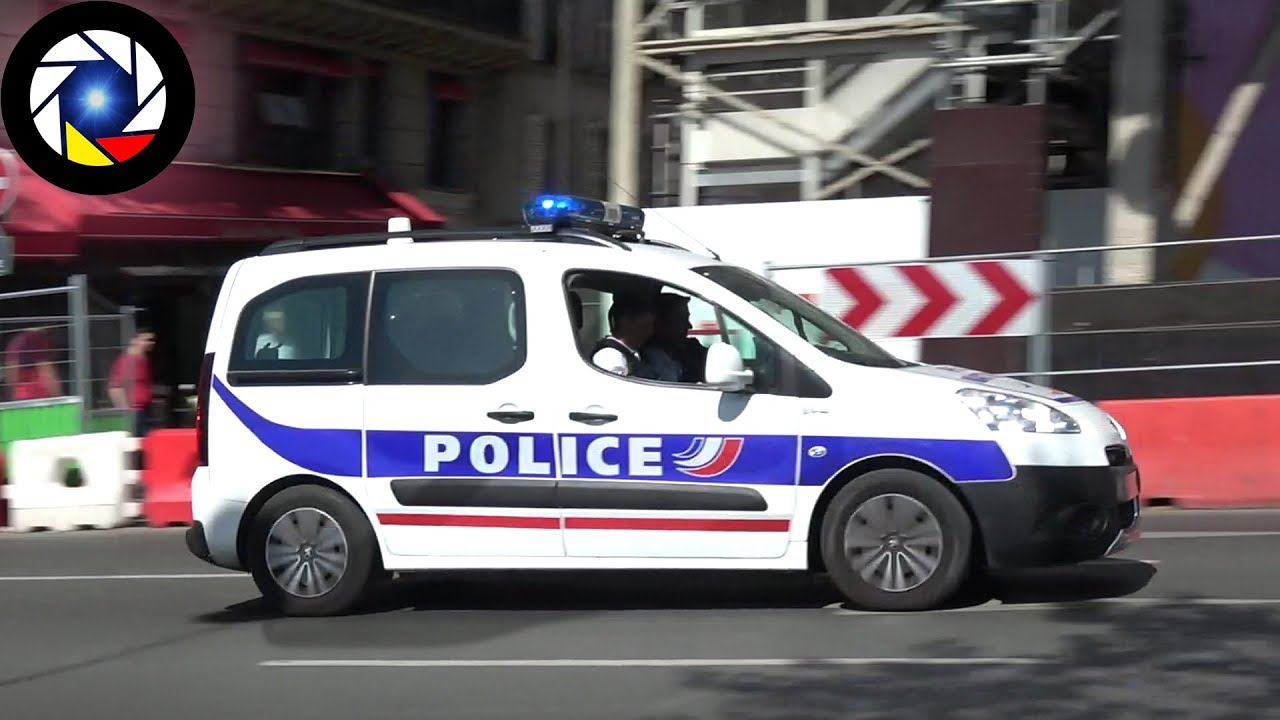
left=2, top=432, right=133, bottom=531
left=123, top=434, right=142, bottom=521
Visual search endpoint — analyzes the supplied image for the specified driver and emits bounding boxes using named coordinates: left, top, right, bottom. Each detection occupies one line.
left=642, top=292, right=706, bottom=383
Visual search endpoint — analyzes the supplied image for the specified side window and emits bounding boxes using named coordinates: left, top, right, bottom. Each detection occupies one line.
left=692, top=296, right=778, bottom=389
left=368, top=268, right=526, bottom=385
left=564, top=269, right=785, bottom=392
left=228, top=272, right=369, bottom=381
left=754, top=297, right=845, bottom=351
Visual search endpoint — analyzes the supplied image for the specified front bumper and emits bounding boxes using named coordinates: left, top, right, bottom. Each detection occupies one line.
left=958, top=456, right=1141, bottom=569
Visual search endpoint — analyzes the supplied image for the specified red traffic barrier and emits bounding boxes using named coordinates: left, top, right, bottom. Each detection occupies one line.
left=141, top=428, right=198, bottom=527
left=1101, top=395, right=1280, bottom=508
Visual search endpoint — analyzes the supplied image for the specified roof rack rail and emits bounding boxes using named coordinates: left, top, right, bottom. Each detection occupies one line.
left=260, top=197, right=721, bottom=261
left=259, top=223, right=634, bottom=256
left=260, top=227, right=522, bottom=256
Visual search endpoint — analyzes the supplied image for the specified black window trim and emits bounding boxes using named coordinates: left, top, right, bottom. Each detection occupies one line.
left=562, top=269, right=833, bottom=400
left=365, top=266, right=529, bottom=387
left=226, top=271, right=372, bottom=388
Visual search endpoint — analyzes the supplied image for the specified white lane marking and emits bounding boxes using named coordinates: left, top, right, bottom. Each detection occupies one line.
left=1141, top=531, right=1280, bottom=539
left=260, top=657, right=1049, bottom=669
left=825, top=597, right=1280, bottom=615
left=0, top=572, right=244, bottom=581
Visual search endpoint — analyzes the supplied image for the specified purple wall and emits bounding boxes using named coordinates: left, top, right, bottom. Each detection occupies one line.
left=1180, top=0, right=1280, bottom=277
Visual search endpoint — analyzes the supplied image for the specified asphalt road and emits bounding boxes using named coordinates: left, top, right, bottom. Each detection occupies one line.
left=2, top=510, right=1280, bottom=719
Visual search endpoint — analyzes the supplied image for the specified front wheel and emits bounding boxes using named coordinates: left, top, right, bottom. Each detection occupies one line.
left=819, top=469, right=973, bottom=612
left=246, top=485, right=378, bottom=617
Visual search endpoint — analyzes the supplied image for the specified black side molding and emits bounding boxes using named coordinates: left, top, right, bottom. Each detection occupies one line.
left=389, top=478, right=768, bottom=513
left=558, top=480, right=766, bottom=512
left=391, top=478, right=557, bottom=508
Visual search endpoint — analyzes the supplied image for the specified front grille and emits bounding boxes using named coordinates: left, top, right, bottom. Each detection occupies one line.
left=1105, top=445, right=1131, bottom=467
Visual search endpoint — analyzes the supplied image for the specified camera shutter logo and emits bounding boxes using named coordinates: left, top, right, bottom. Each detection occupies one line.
left=29, top=30, right=165, bottom=166
left=0, top=2, right=195, bottom=195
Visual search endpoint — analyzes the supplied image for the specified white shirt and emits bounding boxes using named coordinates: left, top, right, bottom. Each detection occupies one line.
left=591, top=336, right=638, bottom=376
left=255, top=332, right=295, bottom=360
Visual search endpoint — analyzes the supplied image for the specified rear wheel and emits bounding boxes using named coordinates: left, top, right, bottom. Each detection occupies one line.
left=820, top=468, right=973, bottom=612
left=246, top=485, right=377, bottom=617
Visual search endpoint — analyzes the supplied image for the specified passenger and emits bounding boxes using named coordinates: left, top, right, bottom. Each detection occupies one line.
left=590, top=294, right=657, bottom=379
left=254, top=307, right=295, bottom=360
left=642, top=293, right=706, bottom=383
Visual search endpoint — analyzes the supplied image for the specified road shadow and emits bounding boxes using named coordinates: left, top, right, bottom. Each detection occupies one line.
left=649, top=598, right=1280, bottom=719
left=194, top=561, right=1156, bottom=651
left=981, top=558, right=1158, bottom=606
left=825, top=558, right=1158, bottom=613
left=198, top=570, right=845, bottom=649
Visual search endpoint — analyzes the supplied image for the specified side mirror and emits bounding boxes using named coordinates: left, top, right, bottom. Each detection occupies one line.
left=704, top=342, right=754, bottom=392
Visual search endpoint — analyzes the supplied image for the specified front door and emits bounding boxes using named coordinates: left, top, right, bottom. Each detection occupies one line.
left=549, top=268, right=805, bottom=560
left=362, top=266, right=564, bottom=559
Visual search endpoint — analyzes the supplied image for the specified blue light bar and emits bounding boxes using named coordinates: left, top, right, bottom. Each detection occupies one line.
left=522, top=195, right=645, bottom=234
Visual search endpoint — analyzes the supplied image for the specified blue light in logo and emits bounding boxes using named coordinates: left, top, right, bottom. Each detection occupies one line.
left=85, top=88, right=107, bottom=111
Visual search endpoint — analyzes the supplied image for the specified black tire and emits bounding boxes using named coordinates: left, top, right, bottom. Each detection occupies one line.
left=246, top=485, right=378, bottom=617
left=819, top=468, right=973, bottom=612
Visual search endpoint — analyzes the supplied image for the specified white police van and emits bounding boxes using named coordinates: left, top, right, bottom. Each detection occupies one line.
left=185, top=195, right=1141, bottom=616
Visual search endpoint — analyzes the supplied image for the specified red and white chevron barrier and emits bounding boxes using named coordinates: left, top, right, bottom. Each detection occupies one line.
left=820, top=259, right=1043, bottom=338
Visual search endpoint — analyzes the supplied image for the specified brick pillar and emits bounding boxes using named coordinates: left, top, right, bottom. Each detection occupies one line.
left=333, top=58, right=363, bottom=171
left=923, top=104, right=1047, bottom=374
left=384, top=62, right=427, bottom=188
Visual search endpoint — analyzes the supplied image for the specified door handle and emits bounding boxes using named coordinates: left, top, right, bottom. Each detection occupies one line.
left=487, top=410, right=535, bottom=424
left=569, top=411, right=618, bottom=426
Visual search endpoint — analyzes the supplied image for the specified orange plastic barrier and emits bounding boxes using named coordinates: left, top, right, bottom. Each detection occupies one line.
left=141, top=429, right=198, bottom=527
left=1100, top=395, right=1280, bottom=508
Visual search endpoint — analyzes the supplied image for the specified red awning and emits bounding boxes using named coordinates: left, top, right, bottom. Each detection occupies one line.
left=3, top=161, right=446, bottom=258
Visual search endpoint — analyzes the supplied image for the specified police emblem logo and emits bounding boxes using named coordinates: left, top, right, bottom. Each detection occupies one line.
left=0, top=1, right=195, bottom=195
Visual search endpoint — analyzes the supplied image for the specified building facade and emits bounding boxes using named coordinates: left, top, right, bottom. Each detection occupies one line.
left=0, top=0, right=616, bottom=419
left=1, top=0, right=616, bottom=227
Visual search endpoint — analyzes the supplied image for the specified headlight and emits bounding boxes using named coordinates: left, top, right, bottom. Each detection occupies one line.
left=957, top=388, right=1080, bottom=434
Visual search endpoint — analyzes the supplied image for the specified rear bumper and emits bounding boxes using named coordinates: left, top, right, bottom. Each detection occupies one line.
left=958, top=460, right=1141, bottom=569
left=188, top=466, right=247, bottom=571
left=185, top=521, right=213, bottom=563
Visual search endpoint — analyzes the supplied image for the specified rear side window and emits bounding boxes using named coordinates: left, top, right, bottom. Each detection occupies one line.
left=228, top=272, right=370, bottom=382
left=368, top=268, right=526, bottom=385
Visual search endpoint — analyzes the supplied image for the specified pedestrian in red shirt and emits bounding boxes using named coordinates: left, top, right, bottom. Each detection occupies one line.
left=109, top=327, right=156, bottom=438
left=4, top=326, right=61, bottom=401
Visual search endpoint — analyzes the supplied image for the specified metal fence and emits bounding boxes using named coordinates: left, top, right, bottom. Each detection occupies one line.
left=0, top=275, right=136, bottom=443
left=764, top=235, right=1280, bottom=401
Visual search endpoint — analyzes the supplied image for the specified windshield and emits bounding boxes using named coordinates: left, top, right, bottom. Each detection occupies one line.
left=694, top=265, right=907, bottom=369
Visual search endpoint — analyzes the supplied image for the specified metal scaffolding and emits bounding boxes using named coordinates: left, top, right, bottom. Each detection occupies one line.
left=609, top=0, right=1121, bottom=207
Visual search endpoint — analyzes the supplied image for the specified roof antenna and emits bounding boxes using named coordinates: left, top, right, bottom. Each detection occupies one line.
left=387, top=217, right=412, bottom=245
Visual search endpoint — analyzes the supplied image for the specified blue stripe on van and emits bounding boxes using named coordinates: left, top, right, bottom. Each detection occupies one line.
left=212, top=377, right=1014, bottom=484
left=799, top=436, right=1013, bottom=484
left=211, top=376, right=364, bottom=477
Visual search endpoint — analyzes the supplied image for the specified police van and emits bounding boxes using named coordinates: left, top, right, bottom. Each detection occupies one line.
left=185, top=195, right=1141, bottom=616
